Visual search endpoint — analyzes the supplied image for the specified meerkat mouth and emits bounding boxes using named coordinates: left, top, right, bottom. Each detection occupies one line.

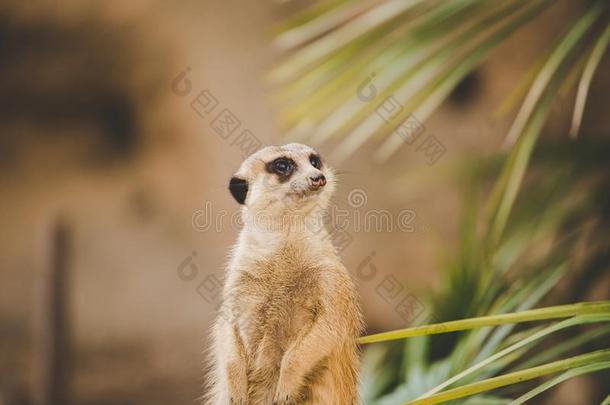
left=288, top=187, right=323, bottom=200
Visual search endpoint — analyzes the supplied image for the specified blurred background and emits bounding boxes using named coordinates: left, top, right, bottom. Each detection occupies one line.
left=0, top=0, right=608, bottom=404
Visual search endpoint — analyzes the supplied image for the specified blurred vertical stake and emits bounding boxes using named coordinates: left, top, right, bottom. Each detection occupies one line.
left=33, top=219, right=71, bottom=405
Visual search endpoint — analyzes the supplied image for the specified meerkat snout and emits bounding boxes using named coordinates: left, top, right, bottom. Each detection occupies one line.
left=308, top=174, right=326, bottom=189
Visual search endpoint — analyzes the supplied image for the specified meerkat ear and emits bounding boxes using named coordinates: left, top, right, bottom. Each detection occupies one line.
left=229, top=177, right=248, bottom=205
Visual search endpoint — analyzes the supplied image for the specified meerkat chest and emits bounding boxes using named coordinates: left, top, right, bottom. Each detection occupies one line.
left=228, top=251, right=323, bottom=353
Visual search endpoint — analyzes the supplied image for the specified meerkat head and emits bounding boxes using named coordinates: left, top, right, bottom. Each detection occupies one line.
left=228, top=143, right=335, bottom=217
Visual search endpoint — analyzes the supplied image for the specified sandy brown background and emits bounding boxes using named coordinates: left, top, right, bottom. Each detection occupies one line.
left=1, top=1, right=608, bottom=404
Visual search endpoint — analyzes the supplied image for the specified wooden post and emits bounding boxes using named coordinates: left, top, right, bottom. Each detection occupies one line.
left=33, top=219, right=71, bottom=405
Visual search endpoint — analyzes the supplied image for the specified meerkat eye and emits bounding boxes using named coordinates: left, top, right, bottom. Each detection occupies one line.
left=273, top=158, right=292, bottom=174
left=309, top=154, right=322, bottom=169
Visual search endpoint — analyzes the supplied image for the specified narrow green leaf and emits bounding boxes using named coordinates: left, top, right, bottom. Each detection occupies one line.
left=334, top=0, right=548, bottom=162
left=471, top=263, right=566, bottom=364
left=272, top=0, right=349, bottom=38
left=373, top=0, right=550, bottom=162
left=405, top=350, right=610, bottom=404
left=463, top=396, right=511, bottom=404
left=569, top=21, right=610, bottom=137
left=483, top=65, right=562, bottom=253
left=274, top=0, right=378, bottom=50
left=501, top=1, right=605, bottom=147
left=485, top=0, right=606, bottom=251
left=509, top=361, right=610, bottom=404
left=357, top=301, right=610, bottom=344
left=417, top=314, right=610, bottom=399
left=283, top=0, right=502, bottom=141
left=269, top=0, right=425, bottom=82
left=514, top=324, right=610, bottom=370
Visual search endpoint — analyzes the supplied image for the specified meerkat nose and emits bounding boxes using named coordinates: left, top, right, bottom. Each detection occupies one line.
left=309, top=174, right=326, bottom=189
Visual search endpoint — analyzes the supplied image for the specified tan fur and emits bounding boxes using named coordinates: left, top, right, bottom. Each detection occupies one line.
left=206, top=144, right=363, bottom=405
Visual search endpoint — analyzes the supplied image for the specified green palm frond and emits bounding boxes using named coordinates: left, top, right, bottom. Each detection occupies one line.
left=510, top=361, right=610, bottom=404
left=356, top=136, right=610, bottom=403
left=358, top=302, right=610, bottom=344
left=569, top=21, right=610, bottom=137
left=409, top=350, right=610, bottom=404
left=272, top=0, right=610, bottom=162
left=272, top=1, right=610, bottom=403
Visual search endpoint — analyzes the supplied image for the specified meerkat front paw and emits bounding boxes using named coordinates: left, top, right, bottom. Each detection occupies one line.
left=227, top=361, right=248, bottom=405
left=228, top=389, right=248, bottom=405
left=273, top=369, right=301, bottom=405
left=228, top=388, right=248, bottom=405
left=271, top=392, right=297, bottom=405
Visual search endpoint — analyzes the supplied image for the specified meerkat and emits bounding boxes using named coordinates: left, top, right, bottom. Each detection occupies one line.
left=206, top=143, right=363, bottom=405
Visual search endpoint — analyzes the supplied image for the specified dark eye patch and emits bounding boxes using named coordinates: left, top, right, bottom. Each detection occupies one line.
left=265, top=156, right=296, bottom=183
left=309, top=154, right=322, bottom=169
